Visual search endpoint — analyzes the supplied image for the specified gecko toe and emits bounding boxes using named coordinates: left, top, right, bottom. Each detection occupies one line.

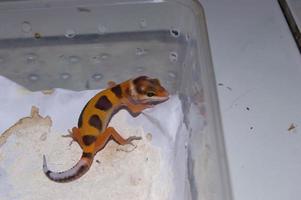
left=126, top=136, right=142, bottom=145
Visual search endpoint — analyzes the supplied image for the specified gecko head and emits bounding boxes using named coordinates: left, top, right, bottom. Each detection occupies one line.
left=129, top=76, right=169, bottom=105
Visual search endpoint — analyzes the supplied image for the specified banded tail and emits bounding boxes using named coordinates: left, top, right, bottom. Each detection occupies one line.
left=43, top=152, right=93, bottom=183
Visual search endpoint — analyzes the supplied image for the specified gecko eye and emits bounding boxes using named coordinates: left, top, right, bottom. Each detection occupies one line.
left=146, top=92, right=155, bottom=97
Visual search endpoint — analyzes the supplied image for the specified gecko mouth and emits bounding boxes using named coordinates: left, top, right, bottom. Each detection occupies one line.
left=144, top=96, right=169, bottom=105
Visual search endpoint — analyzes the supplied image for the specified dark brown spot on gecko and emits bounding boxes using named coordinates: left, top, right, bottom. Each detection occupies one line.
left=88, top=115, right=102, bottom=131
left=148, top=78, right=160, bottom=85
left=135, top=84, right=153, bottom=95
left=133, top=76, right=148, bottom=85
left=82, top=135, right=97, bottom=146
left=82, top=152, right=93, bottom=158
left=111, top=85, right=122, bottom=98
left=95, top=96, right=112, bottom=111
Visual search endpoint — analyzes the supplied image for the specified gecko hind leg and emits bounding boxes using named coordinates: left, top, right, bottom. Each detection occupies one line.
left=62, top=127, right=85, bottom=149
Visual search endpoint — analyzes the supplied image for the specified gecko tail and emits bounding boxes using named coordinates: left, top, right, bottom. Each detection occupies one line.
left=43, top=152, right=93, bottom=183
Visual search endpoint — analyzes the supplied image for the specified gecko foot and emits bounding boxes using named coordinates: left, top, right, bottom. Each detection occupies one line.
left=116, top=144, right=138, bottom=153
left=61, top=128, right=82, bottom=147
left=126, top=136, right=142, bottom=146
left=61, top=131, right=75, bottom=146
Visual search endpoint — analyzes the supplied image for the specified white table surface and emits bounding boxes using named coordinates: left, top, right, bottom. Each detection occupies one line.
left=200, top=0, right=301, bottom=200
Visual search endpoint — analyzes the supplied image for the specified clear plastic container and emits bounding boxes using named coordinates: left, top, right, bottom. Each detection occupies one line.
left=0, top=0, right=232, bottom=200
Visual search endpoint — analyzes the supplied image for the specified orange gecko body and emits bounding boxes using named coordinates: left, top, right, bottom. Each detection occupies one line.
left=43, top=76, right=169, bottom=183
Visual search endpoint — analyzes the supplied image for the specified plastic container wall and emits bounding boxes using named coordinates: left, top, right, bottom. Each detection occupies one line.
left=0, top=0, right=233, bottom=199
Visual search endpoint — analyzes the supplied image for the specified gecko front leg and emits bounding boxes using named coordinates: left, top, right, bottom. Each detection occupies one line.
left=128, top=103, right=154, bottom=116
left=94, top=127, right=142, bottom=153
